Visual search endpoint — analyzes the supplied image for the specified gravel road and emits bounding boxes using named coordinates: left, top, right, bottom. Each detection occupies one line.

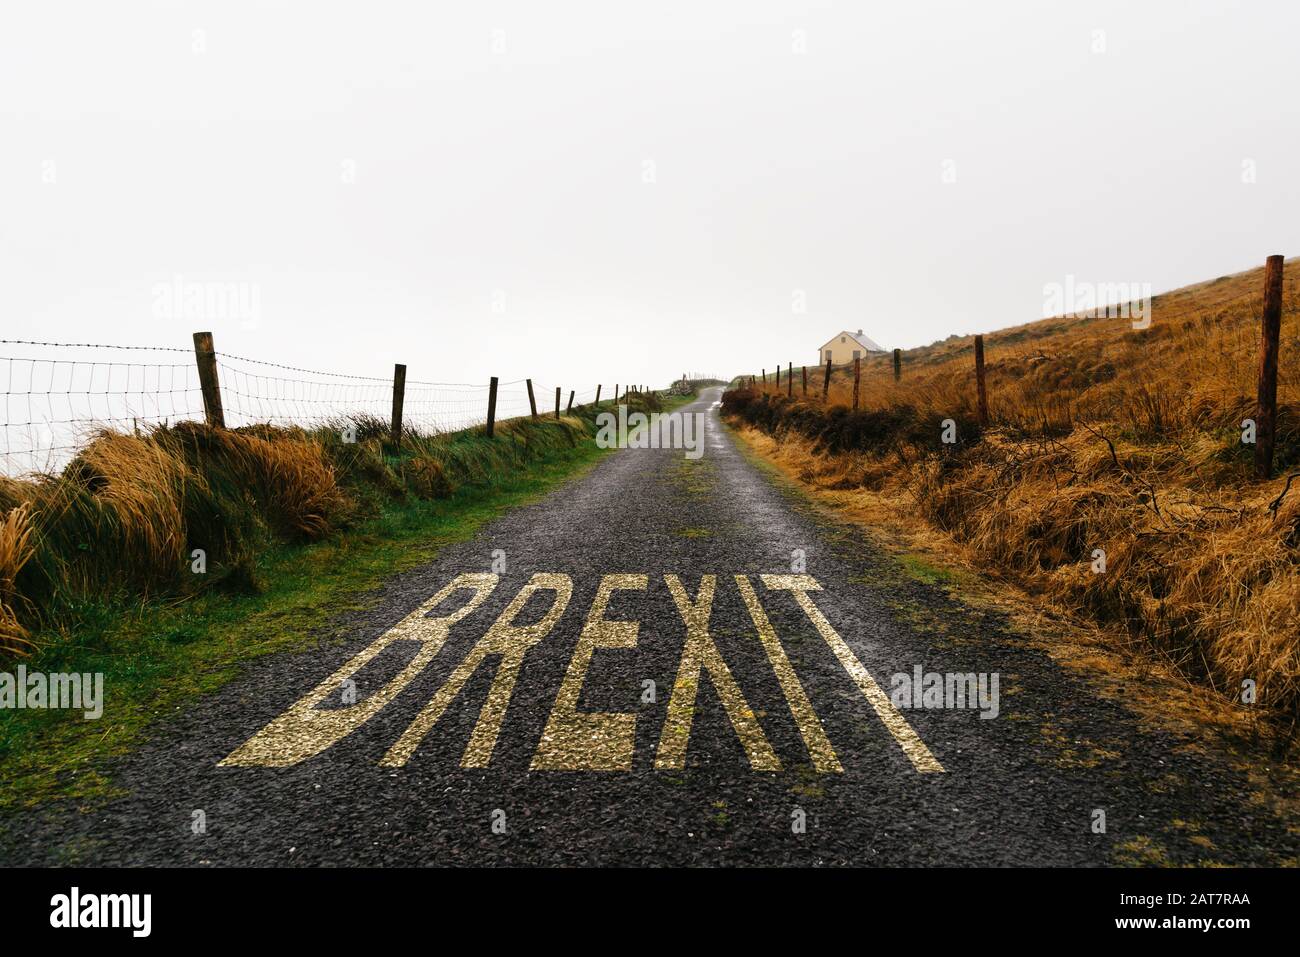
left=3, top=387, right=1295, bottom=866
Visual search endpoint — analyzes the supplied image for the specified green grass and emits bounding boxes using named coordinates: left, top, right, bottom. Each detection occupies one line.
left=896, top=554, right=961, bottom=587
left=0, top=419, right=613, bottom=812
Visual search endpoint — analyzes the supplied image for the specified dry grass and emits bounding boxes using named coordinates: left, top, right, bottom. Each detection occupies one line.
left=0, top=393, right=656, bottom=655
left=727, top=258, right=1300, bottom=726
left=0, top=502, right=36, bottom=655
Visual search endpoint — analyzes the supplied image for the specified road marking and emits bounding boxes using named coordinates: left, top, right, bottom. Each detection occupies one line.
left=220, top=573, right=498, bottom=767
left=381, top=573, right=572, bottom=768
left=655, top=575, right=781, bottom=772
left=761, top=575, right=945, bottom=774
left=735, top=575, right=842, bottom=773
left=223, top=571, right=944, bottom=774
left=532, top=574, right=646, bottom=771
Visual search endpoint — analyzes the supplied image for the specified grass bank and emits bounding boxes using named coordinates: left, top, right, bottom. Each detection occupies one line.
left=0, top=392, right=668, bottom=811
left=725, top=260, right=1300, bottom=733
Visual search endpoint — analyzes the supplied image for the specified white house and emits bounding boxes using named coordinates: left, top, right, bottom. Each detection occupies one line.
left=817, top=329, right=886, bottom=365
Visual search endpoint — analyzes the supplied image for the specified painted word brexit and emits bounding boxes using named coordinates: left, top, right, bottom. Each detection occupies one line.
left=221, top=573, right=944, bottom=773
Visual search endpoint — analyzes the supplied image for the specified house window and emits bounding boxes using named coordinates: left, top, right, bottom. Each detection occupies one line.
left=840, top=336, right=846, bottom=343
left=853, top=350, right=860, bottom=359
left=824, top=349, right=832, bottom=362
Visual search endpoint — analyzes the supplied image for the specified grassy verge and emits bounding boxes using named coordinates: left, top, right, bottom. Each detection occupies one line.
left=725, top=392, right=1298, bottom=733
left=0, top=393, right=679, bottom=812
left=725, top=260, right=1300, bottom=729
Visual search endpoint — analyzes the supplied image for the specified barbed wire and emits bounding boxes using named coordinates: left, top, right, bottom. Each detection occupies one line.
left=0, top=338, right=193, bottom=353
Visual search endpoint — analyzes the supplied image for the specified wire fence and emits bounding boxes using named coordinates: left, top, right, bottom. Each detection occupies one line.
left=0, top=338, right=625, bottom=477
left=1, top=343, right=206, bottom=475
left=743, top=257, right=1299, bottom=475
left=5, top=262, right=1294, bottom=477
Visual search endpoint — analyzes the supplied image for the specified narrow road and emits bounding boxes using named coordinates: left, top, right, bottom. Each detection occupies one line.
left=5, top=388, right=1294, bottom=865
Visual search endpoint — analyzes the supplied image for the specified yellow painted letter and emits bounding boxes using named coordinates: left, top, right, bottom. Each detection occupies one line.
left=655, top=574, right=780, bottom=771
left=532, top=573, right=647, bottom=770
left=221, top=573, right=498, bottom=767
left=381, top=573, right=573, bottom=768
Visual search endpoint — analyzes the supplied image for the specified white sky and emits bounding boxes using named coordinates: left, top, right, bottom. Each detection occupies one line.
left=2, top=0, right=1297, bottom=389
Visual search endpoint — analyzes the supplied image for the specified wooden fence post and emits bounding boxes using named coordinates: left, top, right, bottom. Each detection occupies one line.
left=390, top=363, right=407, bottom=448
left=1256, top=254, right=1285, bottom=479
left=595, top=384, right=602, bottom=407
left=853, top=356, right=861, bottom=410
left=567, top=390, right=575, bottom=414
left=614, top=384, right=619, bottom=403
left=787, top=362, right=793, bottom=397
left=555, top=386, right=561, bottom=420
left=802, top=365, right=807, bottom=396
left=822, top=358, right=832, bottom=400
left=192, top=331, right=226, bottom=428
left=893, top=348, right=901, bottom=381
left=974, top=334, right=989, bottom=427
left=526, top=379, right=538, bottom=419
left=486, top=376, right=499, bottom=438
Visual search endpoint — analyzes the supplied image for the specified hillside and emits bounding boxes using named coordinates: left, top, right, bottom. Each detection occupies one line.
left=726, top=258, right=1300, bottom=726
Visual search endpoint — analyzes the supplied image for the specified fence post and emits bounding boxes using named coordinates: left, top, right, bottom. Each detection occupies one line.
left=555, top=386, right=561, bottom=420
left=822, top=358, right=832, bottom=400
left=390, top=363, right=407, bottom=448
left=567, top=390, right=575, bottom=414
left=595, top=384, right=602, bottom=407
left=787, top=362, right=793, bottom=397
left=614, top=384, right=619, bottom=403
left=526, top=378, right=538, bottom=419
left=802, top=365, right=807, bottom=396
left=1256, top=254, right=1285, bottom=479
left=974, top=334, right=989, bottom=427
left=192, top=331, right=226, bottom=428
left=853, top=356, right=861, bottom=410
left=893, top=348, right=901, bottom=381
left=486, top=376, right=499, bottom=438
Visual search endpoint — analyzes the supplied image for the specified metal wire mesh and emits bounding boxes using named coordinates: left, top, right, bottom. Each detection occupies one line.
left=0, top=343, right=205, bottom=475
left=0, top=340, right=614, bottom=477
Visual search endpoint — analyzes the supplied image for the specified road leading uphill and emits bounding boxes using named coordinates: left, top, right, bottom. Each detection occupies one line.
left=3, top=388, right=1295, bottom=866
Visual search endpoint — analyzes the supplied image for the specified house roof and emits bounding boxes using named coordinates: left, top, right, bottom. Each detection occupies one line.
left=819, top=330, right=886, bottom=352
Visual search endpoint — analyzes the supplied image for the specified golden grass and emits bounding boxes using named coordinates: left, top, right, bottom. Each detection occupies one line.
left=0, top=502, right=36, bottom=655
left=0, top=393, right=655, bottom=657
left=0, top=425, right=346, bottom=624
left=729, top=258, right=1300, bottom=724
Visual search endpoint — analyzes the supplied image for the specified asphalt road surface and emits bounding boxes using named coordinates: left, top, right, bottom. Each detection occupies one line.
left=4, top=388, right=1296, bottom=866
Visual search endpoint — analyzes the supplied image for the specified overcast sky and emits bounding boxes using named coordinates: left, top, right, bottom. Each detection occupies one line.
left=2, top=0, right=1298, bottom=389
